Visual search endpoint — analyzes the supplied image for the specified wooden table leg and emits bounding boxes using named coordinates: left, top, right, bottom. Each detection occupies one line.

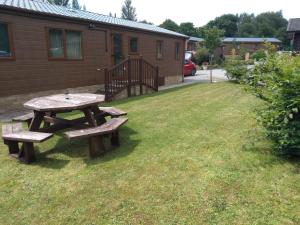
left=29, top=111, right=46, bottom=131
left=82, top=107, right=106, bottom=157
left=18, top=111, right=45, bottom=163
left=82, top=108, right=98, bottom=127
left=89, top=136, right=105, bottom=158
left=91, top=106, right=106, bottom=125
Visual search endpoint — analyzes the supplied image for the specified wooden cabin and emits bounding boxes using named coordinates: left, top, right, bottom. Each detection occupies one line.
left=287, top=18, right=300, bottom=51
left=0, top=0, right=187, bottom=99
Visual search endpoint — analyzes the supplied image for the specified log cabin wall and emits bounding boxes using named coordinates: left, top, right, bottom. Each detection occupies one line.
left=0, top=10, right=185, bottom=97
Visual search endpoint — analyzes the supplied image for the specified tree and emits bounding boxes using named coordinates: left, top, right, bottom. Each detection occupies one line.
left=121, top=0, right=137, bottom=21
left=48, top=0, right=69, bottom=6
left=72, top=0, right=80, bottom=9
left=179, top=22, right=198, bottom=37
left=159, top=19, right=179, bottom=32
left=202, top=27, right=224, bottom=82
left=139, top=20, right=153, bottom=25
left=206, top=14, right=239, bottom=37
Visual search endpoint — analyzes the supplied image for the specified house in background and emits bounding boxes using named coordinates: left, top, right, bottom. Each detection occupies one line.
left=186, top=37, right=204, bottom=51
left=287, top=18, right=300, bottom=51
left=220, top=38, right=282, bottom=56
left=0, top=0, right=187, bottom=99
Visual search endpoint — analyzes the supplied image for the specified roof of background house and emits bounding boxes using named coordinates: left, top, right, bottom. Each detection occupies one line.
left=223, top=37, right=282, bottom=43
left=287, top=18, right=300, bottom=32
left=0, top=0, right=188, bottom=38
left=189, top=36, right=204, bottom=42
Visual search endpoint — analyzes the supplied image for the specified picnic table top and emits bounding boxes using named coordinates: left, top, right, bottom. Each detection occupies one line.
left=24, top=93, right=105, bottom=112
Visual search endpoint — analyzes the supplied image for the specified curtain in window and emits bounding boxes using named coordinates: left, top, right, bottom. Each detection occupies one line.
left=0, top=23, right=11, bottom=57
left=49, top=29, right=64, bottom=58
left=66, top=31, right=82, bottom=59
left=130, top=38, right=138, bottom=53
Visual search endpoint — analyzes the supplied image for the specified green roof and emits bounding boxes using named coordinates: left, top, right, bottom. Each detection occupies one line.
left=0, top=0, right=188, bottom=38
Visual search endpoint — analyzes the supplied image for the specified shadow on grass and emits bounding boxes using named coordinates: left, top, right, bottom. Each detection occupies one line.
left=35, top=125, right=139, bottom=169
left=244, top=142, right=300, bottom=173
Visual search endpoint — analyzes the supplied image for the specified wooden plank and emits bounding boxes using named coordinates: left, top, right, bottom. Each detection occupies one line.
left=12, top=112, right=34, bottom=122
left=2, top=123, right=24, bottom=135
left=65, top=118, right=128, bottom=140
left=2, top=131, right=53, bottom=143
left=99, top=107, right=127, bottom=117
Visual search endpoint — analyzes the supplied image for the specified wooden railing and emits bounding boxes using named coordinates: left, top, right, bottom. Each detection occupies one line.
left=104, top=56, right=159, bottom=101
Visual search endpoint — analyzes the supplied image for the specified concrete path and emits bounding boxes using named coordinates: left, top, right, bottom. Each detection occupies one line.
left=159, top=69, right=228, bottom=91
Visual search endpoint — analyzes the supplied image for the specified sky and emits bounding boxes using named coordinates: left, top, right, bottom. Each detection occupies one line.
left=82, top=0, right=298, bottom=27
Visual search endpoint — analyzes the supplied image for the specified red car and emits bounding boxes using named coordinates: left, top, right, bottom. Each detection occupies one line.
left=184, top=59, right=197, bottom=76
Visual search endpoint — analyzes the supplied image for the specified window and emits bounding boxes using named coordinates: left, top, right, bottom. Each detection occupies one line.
left=129, top=37, right=138, bottom=53
left=156, top=40, right=163, bottom=59
left=175, top=42, right=180, bottom=60
left=48, top=28, right=82, bottom=60
left=0, top=23, right=13, bottom=59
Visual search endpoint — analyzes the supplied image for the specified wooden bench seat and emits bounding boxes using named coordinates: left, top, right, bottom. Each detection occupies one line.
left=64, top=118, right=128, bottom=158
left=2, top=123, right=53, bottom=164
left=99, top=107, right=127, bottom=118
left=12, top=112, right=34, bottom=126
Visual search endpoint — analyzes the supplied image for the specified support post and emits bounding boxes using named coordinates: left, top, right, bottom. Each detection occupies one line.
left=127, top=56, right=132, bottom=97
left=139, top=55, right=143, bottom=95
left=104, top=68, right=108, bottom=100
left=23, top=142, right=36, bottom=164
left=89, top=136, right=105, bottom=158
left=156, top=66, right=159, bottom=91
left=111, top=131, right=120, bottom=147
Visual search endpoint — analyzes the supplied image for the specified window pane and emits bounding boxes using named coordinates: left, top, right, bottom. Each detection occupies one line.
left=175, top=43, right=180, bottom=59
left=130, top=38, right=138, bottom=53
left=49, top=29, right=64, bottom=58
left=66, top=31, right=82, bottom=59
left=157, top=41, right=163, bottom=59
left=0, top=23, right=11, bottom=57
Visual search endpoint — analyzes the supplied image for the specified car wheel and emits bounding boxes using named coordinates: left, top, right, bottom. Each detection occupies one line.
left=191, top=69, right=197, bottom=76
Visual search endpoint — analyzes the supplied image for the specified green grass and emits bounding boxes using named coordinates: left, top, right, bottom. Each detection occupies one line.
left=0, top=82, right=299, bottom=225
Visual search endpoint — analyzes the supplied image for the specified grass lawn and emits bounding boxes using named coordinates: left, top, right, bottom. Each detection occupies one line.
left=0, top=82, right=299, bottom=225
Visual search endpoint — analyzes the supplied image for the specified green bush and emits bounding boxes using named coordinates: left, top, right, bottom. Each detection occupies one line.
left=225, top=58, right=249, bottom=81
left=251, top=49, right=267, bottom=61
left=246, top=53, right=300, bottom=154
left=195, top=47, right=209, bottom=66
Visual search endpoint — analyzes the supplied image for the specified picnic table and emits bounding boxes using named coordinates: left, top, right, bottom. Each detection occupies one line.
left=2, top=93, right=128, bottom=164
left=24, top=93, right=106, bottom=132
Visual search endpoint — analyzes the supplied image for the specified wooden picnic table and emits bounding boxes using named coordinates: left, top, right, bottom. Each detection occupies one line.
left=3, top=93, right=128, bottom=164
left=24, top=93, right=106, bottom=133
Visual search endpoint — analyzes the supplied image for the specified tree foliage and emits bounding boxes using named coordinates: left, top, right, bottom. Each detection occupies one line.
left=245, top=52, right=300, bottom=154
left=202, top=27, right=224, bottom=55
left=121, top=0, right=137, bottom=21
left=159, top=19, right=179, bottom=32
left=207, top=14, right=239, bottom=37
left=179, top=22, right=199, bottom=37
left=48, top=0, right=69, bottom=6
left=72, top=0, right=80, bottom=10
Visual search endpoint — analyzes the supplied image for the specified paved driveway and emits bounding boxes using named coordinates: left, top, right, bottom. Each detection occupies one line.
left=184, top=69, right=228, bottom=83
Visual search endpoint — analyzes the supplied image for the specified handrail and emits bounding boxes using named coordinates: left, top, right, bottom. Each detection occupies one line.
left=104, top=56, right=158, bottom=101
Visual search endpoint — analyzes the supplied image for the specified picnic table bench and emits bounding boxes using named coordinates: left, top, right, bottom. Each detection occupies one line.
left=2, top=123, right=53, bottom=163
left=2, top=93, right=128, bottom=164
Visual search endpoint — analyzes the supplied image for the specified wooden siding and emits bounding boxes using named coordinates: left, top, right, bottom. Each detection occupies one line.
left=0, top=11, right=185, bottom=97
left=293, top=33, right=300, bottom=51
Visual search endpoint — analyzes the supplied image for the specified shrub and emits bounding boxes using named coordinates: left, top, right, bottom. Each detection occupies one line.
left=195, top=47, right=209, bottom=66
left=225, top=58, right=249, bottom=81
left=251, top=49, right=267, bottom=61
left=246, top=53, right=300, bottom=154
